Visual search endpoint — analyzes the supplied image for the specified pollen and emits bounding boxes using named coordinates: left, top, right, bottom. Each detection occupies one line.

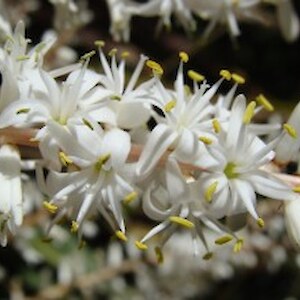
left=232, top=73, right=245, bottom=84
left=202, top=252, right=213, bottom=260
left=188, top=70, right=205, bottom=82
left=115, top=230, right=128, bottom=242
left=293, top=186, right=300, bottom=193
left=257, top=217, right=265, bottom=228
left=220, top=69, right=231, bottom=81
left=256, top=94, right=274, bottom=112
left=199, top=136, right=213, bottom=145
left=283, top=123, right=297, bottom=139
left=135, top=240, right=148, bottom=251
left=94, top=153, right=111, bottom=171
left=155, top=246, right=164, bottom=264
left=80, top=50, right=96, bottom=61
left=224, top=162, right=238, bottom=179
left=43, top=201, right=58, bottom=214
left=243, top=101, right=256, bottom=124
left=179, top=51, right=189, bottom=63
left=108, top=48, right=118, bottom=57
left=169, top=216, right=195, bottom=228
left=123, top=191, right=138, bottom=205
left=71, top=220, right=79, bottom=233
left=16, top=108, right=30, bottom=114
left=146, top=60, right=164, bottom=75
left=204, top=181, right=218, bottom=203
left=121, top=51, right=130, bottom=58
left=233, top=238, right=244, bottom=253
left=215, top=235, right=233, bottom=245
left=164, top=100, right=176, bottom=112
left=94, top=40, right=105, bottom=47
left=212, top=118, right=221, bottom=133
left=59, top=151, right=73, bottom=167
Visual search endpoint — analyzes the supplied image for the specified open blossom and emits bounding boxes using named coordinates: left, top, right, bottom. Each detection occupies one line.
left=39, top=121, right=136, bottom=238
left=198, top=95, right=298, bottom=222
left=0, top=144, right=22, bottom=246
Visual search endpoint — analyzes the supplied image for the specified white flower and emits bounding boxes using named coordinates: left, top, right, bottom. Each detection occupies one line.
left=0, top=144, right=22, bottom=246
left=198, top=95, right=297, bottom=221
left=137, top=57, right=223, bottom=176
left=92, top=44, right=152, bottom=129
left=39, top=121, right=136, bottom=238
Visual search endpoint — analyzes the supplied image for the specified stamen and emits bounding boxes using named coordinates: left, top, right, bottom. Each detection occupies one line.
left=115, top=230, right=128, bottom=242
left=59, top=151, right=73, bottom=167
left=43, top=201, right=58, bottom=214
left=215, top=235, right=233, bottom=245
left=293, top=186, right=300, bottom=193
left=220, top=69, right=231, bottom=81
left=155, top=246, right=164, bottom=264
left=80, top=50, right=96, bottom=61
left=202, top=252, right=213, bottom=260
left=169, top=216, right=195, bottom=228
left=16, top=108, right=30, bottom=114
left=243, top=101, right=256, bottom=124
left=108, top=48, right=117, bottom=57
left=188, top=70, right=205, bottom=82
left=135, top=240, right=148, bottom=251
left=212, top=119, right=221, bottom=133
left=94, top=40, right=105, bottom=47
left=256, top=94, right=274, bottom=112
left=283, top=123, right=297, bottom=139
left=94, top=153, right=111, bottom=171
left=233, top=238, right=244, bottom=253
left=121, top=51, right=130, bottom=58
left=71, top=220, right=79, bottom=233
left=232, top=73, right=245, bottom=84
left=199, top=136, right=213, bottom=145
left=257, top=217, right=265, bottom=228
left=123, top=191, right=138, bottom=205
left=146, top=60, right=164, bottom=75
left=82, top=118, right=94, bottom=130
left=164, top=100, right=176, bottom=112
left=204, top=181, right=218, bottom=203
left=179, top=51, right=189, bottom=63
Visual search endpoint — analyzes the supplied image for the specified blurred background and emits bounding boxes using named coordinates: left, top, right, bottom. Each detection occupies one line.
left=1, top=1, right=300, bottom=299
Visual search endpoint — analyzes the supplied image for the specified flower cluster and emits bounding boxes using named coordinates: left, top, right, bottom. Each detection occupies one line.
left=0, top=21, right=300, bottom=262
left=106, top=0, right=300, bottom=42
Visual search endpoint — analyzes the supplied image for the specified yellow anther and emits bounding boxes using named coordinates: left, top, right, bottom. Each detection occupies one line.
left=59, top=151, right=73, bottom=167
left=293, top=186, right=300, bottom=193
left=16, top=55, right=30, bottom=61
left=243, top=101, right=256, bottom=124
left=110, top=94, right=122, bottom=101
left=202, top=252, right=213, bottom=260
left=71, top=221, right=79, bottom=233
left=135, top=241, right=148, bottom=251
left=199, top=136, right=213, bottom=145
left=187, top=70, right=205, bottom=82
left=108, top=48, right=117, bottom=56
left=232, top=73, right=245, bottom=84
left=146, top=60, right=164, bottom=75
left=179, top=51, right=189, bottom=63
left=121, top=51, right=130, bottom=58
left=233, top=238, right=244, bottom=253
left=220, top=69, right=231, bottom=81
left=212, top=118, right=221, bottom=133
left=204, top=181, right=218, bottom=203
left=82, top=118, right=94, bottom=130
left=169, top=216, right=195, bottom=229
left=43, top=201, right=58, bottom=214
left=123, top=191, right=138, bottom=205
left=215, top=235, right=233, bottom=245
left=283, top=123, right=297, bottom=139
left=256, top=94, right=274, bottom=112
left=164, top=100, right=177, bottom=112
left=94, top=40, right=105, bottom=47
left=94, top=153, right=111, bottom=171
left=257, top=217, right=265, bottom=228
left=115, top=230, right=128, bottom=242
left=155, top=246, right=164, bottom=264
left=16, top=108, right=30, bottom=114
left=80, top=50, right=96, bottom=61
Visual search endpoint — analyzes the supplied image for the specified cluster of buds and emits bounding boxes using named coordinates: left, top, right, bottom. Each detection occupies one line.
left=0, top=21, right=300, bottom=263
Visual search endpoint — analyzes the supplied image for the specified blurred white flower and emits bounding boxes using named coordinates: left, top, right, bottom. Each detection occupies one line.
left=285, top=199, right=300, bottom=250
